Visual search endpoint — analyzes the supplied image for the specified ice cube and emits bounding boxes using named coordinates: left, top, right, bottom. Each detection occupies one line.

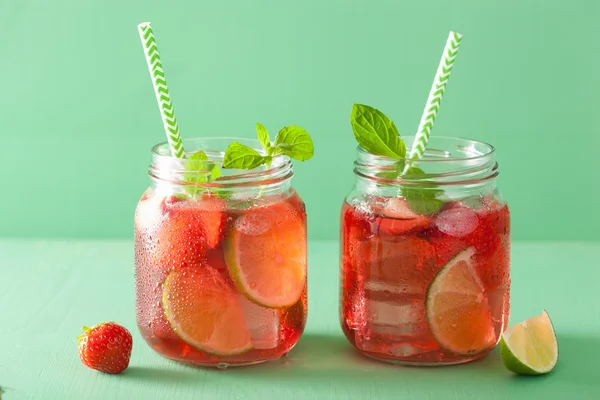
left=367, top=299, right=426, bottom=327
left=435, top=205, right=478, bottom=238
left=382, top=198, right=420, bottom=219
left=238, top=295, right=279, bottom=349
left=364, top=280, right=423, bottom=299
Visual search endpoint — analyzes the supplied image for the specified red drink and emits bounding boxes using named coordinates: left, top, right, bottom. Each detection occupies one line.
left=340, top=195, right=510, bottom=365
left=135, top=186, right=307, bottom=367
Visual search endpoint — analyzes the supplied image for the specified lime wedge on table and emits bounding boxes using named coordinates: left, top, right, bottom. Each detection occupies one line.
left=224, top=202, right=307, bottom=309
left=426, top=247, right=497, bottom=355
left=162, top=268, right=252, bottom=356
left=500, top=311, right=558, bottom=375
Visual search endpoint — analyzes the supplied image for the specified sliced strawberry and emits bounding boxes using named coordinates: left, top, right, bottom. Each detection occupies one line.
left=206, top=246, right=228, bottom=271
left=154, top=197, right=210, bottom=269
left=378, top=217, right=431, bottom=235
left=376, top=198, right=431, bottom=235
left=195, top=195, right=226, bottom=249
left=382, top=197, right=420, bottom=219
left=136, top=194, right=226, bottom=342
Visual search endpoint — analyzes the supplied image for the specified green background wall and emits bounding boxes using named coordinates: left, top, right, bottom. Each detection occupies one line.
left=1, top=0, right=598, bottom=240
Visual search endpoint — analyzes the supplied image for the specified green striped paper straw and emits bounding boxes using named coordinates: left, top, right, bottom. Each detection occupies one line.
left=408, top=31, right=462, bottom=160
left=138, top=22, right=185, bottom=158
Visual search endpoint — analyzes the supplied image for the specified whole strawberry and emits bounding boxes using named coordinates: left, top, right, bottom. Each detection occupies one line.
left=78, top=322, right=132, bottom=374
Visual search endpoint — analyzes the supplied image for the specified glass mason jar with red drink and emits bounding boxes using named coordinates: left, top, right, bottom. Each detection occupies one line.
left=340, top=134, right=510, bottom=365
left=135, top=137, right=308, bottom=367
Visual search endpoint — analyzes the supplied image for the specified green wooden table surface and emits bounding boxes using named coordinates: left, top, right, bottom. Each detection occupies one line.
left=0, top=240, right=598, bottom=399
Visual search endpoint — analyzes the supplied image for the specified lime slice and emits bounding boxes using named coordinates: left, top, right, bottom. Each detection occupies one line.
left=500, top=311, right=558, bottom=375
left=162, top=268, right=252, bottom=355
left=426, top=247, right=497, bottom=355
left=225, top=202, right=307, bottom=309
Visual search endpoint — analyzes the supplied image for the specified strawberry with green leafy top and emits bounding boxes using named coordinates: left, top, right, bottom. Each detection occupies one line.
left=78, top=322, right=133, bottom=374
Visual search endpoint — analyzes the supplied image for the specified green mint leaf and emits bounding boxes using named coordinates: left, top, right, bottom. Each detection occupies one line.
left=351, top=104, right=406, bottom=158
left=256, top=122, right=272, bottom=154
left=222, top=142, right=268, bottom=169
left=401, top=167, right=444, bottom=215
left=375, top=160, right=406, bottom=181
left=184, top=150, right=221, bottom=195
left=376, top=170, right=401, bottom=180
left=349, top=104, right=445, bottom=213
left=272, top=125, right=314, bottom=161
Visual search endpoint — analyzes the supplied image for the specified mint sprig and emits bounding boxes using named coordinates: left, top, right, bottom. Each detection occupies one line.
left=351, top=104, right=406, bottom=158
left=400, top=167, right=445, bottom=214
left=350, top=104, right=444, bottom=215
left=181, top=124, right=313, bottom=197
left=256, top=122, right=272, bottom=154
left=183, top=150, right=221, bottom=195
left=223, top=142, right=271, bottom=169
left=271, top=125, right=314, bottom=160
left=222, top=123, right=314, bottom=169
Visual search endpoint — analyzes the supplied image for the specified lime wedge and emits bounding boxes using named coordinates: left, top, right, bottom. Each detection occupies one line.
left=426, top=247, right=497, bottom=355
left=500, top=311, right=558, bottom=375
left=224, top=202, right=306, bottom=309
left=162, top=268, right=252, bottom=356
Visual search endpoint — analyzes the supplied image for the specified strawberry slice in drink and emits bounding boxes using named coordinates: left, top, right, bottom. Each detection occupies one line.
left=375, top=198, right=432, bottom=235
left=194, top=195, right=227, bottom=249
left=136, top=193, right=226, bottom=340
left=154, top=194, right=226, bottom=269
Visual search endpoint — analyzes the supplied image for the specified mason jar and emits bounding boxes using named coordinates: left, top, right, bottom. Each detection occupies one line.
left=135, top=138, right=307, bottom=367
left=340, top=136, right=510, bottom=365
